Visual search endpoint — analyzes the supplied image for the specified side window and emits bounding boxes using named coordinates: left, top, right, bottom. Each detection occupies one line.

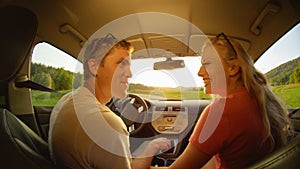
left=31, top=42, right=83, bottom=106
left=255, top=23, right=300, bottom=108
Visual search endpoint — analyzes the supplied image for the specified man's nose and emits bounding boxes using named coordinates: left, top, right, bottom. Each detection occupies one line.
left=125, top=66, right=132, bottom=78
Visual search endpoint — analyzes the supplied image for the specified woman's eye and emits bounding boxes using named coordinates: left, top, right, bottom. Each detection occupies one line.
left=202, top=62, right=211, bottom=66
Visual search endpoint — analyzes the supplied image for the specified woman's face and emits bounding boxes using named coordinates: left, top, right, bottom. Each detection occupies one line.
left=97, top=47, right=132, bottom=99
left=198, top=45, right=227, bottom=95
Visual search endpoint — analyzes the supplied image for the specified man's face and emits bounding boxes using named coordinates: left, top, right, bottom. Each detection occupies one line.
left=97, top=47, right=132, bottom=99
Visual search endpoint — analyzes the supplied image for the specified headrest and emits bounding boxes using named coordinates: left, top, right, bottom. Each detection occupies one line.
left=0, top=5, right=38, bottom=83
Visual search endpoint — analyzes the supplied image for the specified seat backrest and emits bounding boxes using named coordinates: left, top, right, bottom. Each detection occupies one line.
left=0, top=5, right=37, bottom=84
left=0, top=4, right=38, bottom=111
left=0, top=108, right=55, bottom=169
left=247, top=134, right=300, bottom=169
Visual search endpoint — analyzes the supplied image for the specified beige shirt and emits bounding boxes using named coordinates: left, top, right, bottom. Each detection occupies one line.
left=48, top=87, right=132, bottom=169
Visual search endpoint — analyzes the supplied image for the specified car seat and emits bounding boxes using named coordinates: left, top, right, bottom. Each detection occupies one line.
left=247, top=110, right=300, bottom=169
left=0, top=108, right=56, bottom=169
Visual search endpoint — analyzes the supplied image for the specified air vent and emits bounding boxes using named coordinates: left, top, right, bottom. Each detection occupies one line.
left=154, top=106, right=185, bottom=111
left=155, top=107, right=169, bottom=111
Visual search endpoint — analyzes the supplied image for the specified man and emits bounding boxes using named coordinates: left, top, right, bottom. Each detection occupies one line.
left=48, top=34, right=170, bottom=169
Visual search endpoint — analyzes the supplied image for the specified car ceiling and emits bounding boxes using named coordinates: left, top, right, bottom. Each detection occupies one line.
left=6, top=0, right=300, bottom=61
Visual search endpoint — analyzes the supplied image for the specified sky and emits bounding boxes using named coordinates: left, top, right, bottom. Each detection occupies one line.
left=254, top=23, right=300, bottom=73
left=32, top=23, right=300, bottom=87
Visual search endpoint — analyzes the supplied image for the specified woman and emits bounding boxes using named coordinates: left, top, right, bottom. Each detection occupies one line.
left=165, top=33, right=292, bottom=169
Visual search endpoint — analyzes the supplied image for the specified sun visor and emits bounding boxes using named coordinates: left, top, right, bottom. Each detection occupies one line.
left=189, top=34, right=251, bottom=56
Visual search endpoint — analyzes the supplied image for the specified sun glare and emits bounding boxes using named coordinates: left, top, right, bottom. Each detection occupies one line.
left=130, top=70, right=178, bottom=88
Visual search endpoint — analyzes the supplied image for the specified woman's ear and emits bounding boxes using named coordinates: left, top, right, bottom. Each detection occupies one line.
left=87, top=58, right=98, bottom=77
left=229, top=59, right=240, bottom=76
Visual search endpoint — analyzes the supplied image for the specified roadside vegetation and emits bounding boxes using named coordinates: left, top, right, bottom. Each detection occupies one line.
left=31, top=57, right=300, bottom=107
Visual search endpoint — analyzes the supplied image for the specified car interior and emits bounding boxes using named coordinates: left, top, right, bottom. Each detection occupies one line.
left=0, top=0, right=300, bottom=168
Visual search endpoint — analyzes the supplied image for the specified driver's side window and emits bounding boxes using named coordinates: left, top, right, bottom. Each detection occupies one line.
left=30, top=42, right=83, bottom=141
left=30, top=42, right=83, bottom=106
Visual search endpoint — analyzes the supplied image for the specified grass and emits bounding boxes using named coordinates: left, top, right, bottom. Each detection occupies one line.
left=128, top=88, right=211, bottom=100
left=31, top=90, right=71, bottom=106
left=271, top=84, right=300, bottom=108
left=32, top=84, right=300, bottom=108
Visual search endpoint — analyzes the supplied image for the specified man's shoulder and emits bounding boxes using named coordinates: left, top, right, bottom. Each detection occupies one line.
left=100, top=107, right=128, bottom=135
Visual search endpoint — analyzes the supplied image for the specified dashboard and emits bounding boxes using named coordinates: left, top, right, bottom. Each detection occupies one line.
left=146, top=99, right=211, bottom=164
left=108, top=95, right=212, bottom=166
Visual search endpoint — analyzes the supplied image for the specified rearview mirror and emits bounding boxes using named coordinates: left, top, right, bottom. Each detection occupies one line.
left=153, top=57, right=185, bottom=70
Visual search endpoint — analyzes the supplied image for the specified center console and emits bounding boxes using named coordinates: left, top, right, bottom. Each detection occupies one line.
left=151, top=106, right=188, bottom=134
left=151, top=105, right=189, bottom=165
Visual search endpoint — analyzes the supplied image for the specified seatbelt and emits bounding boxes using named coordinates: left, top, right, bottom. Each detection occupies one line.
left=15, top=80, right=57, bottom=93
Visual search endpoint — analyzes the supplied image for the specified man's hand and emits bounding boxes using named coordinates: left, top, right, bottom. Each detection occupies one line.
left=146, top=137, right=172, bottom=156
left=132, top=137, right=171, bottom=169
left=133, top=137, right=171, bottom=158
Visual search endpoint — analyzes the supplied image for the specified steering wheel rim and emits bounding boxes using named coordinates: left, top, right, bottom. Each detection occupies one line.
left=107, top=93, right=148, bottom=136
left=126, top=93, right=149, bottom=136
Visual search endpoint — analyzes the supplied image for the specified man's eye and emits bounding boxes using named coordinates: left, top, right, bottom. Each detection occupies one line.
left=119, top=60, right=129, bottom=66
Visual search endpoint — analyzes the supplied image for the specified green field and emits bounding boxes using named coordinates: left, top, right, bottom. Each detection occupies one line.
left=271, top=84, right=300, bottom=108
left=31, top=90, right=71, bottom=106
left=128, top=88, right=211, bottom=100
left=32, top=84, right=300, bottom=108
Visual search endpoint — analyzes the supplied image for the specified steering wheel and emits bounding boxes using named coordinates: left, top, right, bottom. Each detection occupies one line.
left=107, top=93, right=149, bottom=136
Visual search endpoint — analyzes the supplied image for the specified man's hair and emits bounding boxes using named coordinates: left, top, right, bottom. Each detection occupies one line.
left=83, top=34, right=133, bottom=79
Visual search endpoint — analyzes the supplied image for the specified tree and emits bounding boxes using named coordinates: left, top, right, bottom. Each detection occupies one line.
left=31, top=72, right=52, bottom=88
left=73, top=72, right=83, bottom=89
left=52, top=68, right=73, bottom=90
left=290, top=63, right=300, bottom=84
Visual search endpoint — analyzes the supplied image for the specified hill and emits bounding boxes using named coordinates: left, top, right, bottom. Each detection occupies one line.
left=265, top=56, right=300, bottom=85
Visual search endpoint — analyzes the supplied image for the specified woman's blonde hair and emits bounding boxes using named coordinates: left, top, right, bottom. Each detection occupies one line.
left=204, top=35, right=292, bottom=150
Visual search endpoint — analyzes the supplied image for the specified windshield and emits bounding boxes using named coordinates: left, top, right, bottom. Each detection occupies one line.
left=31, top=24, right=300, bottom=106
left=128, top=56, right=211, bottom=100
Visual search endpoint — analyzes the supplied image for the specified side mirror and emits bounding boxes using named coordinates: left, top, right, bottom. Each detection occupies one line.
left=153, top=57, right=185, bottom=70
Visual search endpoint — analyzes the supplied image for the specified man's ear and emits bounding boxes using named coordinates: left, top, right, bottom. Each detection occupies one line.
left=87, top=58, right=98, bottom=76
left=229, top=60, right=240, bottom=76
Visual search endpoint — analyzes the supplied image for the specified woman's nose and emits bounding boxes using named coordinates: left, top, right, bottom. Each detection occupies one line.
left=198, top=66, right=205, bottom=77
